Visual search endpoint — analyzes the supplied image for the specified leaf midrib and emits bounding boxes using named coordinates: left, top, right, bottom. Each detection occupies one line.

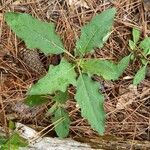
left=19, top=24, right=65, bottom=52
left=82, top=25, right=101, bottom=53
left=80, top=75, right=100, bottom=126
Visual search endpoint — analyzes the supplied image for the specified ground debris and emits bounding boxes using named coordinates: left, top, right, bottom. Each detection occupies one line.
left=18, top=48, right=46, bottom=75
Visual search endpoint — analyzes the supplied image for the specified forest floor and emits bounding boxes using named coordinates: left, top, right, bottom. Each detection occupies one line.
left=0, top=0, right=150, bottom=146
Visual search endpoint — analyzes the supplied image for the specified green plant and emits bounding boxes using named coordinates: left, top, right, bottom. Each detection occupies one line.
left=129, top=28, right=150, bottom=85
left=5, top=8, right=131, bottom=138
left=0, top=121, right=28, bottom=150
left=0, top=133, right=28, bottom=150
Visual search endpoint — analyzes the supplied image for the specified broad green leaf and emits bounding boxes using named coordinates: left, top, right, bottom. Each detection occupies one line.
left=129, top=40, right=136, bottom=50
left=52, top=107, right=70, bottom=138
left=81, top=55, right=130, bottom=80
left=53, top=91, right=68, bottom=104
left=140, top=37, right=150, bottom=56
left=132, top=28, right=140, bottom=44
left=5, top=12, right=65, bottom=55
left=1, top=133, right=28, bottom=150
left=75, top=8, right=116, bottom=56
left=81, top=59, right=118, bottom=80
left=133, top=64, right=147, bottom=85
left=75, top=74, right=105, bottom=135
left=117, top=55, right=131, bottom=76
left=27, top=59, right=77, bottom=95
left=24, top=95, right=48, bottom=107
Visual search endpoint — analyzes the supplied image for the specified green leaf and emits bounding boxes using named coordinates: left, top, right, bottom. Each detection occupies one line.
left=75, top=8, right=116, bottom=56
left=5, top=12, right=65, bottom=55
left=27, top=59, right=77, bottom=95
left=133, top=64, right=147, bottom=85
left=1, top=133, right=28, bottom=150
left=129, top=40, right=136, bottom=50
left=117, top=55, right=131, bottom=76
left=140, top=37, right=150, bottom=56
left=52, top=107, right=70, bottom=138
left=132, top=28, right=140, bottom=44
left=81, top=59, right=118, bottom=80
left=24, top=95, right=48, bottom=107
left=53, top=91, right=68, bottom=104
left=75, top=74, right=105, bottom=135
left=81, top=55, right=130, bottom=80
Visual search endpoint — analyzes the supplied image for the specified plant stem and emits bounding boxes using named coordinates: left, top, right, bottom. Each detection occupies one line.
left=64, top=50, right=76, bottom=60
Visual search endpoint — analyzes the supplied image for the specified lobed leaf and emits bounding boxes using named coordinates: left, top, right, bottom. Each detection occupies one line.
left=27, top=59, right=77, bottom=95
left=5, top=12, right=65, bottom=55
left=133, top=64, right=147, bottom=85
left=75, top=74, right=105, bottom=135
left=75, top=8, right=116, bottom=56
left=132, top=28, right=140, bottom=44
left=81, top=59, right=118, bottom=80
left=81, top=55, right=130, bottom=80
left=52, top=107, right=70, bottom=138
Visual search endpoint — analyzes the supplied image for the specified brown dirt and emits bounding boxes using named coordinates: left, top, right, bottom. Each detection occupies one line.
left=0, top=0, right=150, bottom=143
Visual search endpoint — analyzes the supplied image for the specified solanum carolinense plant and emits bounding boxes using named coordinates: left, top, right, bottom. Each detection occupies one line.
left=5, top=8, right=133, bottom=138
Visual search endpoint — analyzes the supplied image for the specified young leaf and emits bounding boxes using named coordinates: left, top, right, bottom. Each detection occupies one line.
left=129, top=40, right=136, bottom=50
left=75, top=74, right=105, bottom=135
left=5, top=12, right=65, bottom=55
left=133, top=64, right=147, bottom=85
left=52, top=107, right=70, bottom=138
left=117, top=55, right=131, bottom=77
left=140, top=37, right=150, bottom=56
left=24, top=95, right=48, bottom=107
left=132, top=28, right=140, bottom=44
left=81, top=59, right=118, bottom=80
left=27, top=59, right=77, bottom=95
left=53, top=91, right=68, bottom=104
left=75, top=8, right=116, bottom=56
